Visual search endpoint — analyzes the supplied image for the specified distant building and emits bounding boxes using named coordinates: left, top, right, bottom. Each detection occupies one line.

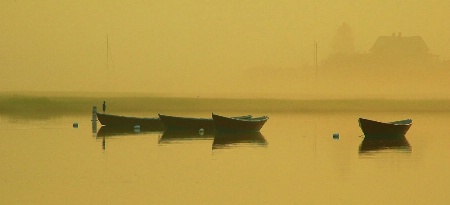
left=369, top=32, right=438, bottom=67
left=323, top=32, right=441, bottom=69
left=371, top=33, right=429, bottom=54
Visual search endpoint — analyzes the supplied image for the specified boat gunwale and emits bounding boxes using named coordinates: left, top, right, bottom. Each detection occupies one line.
left=159, top=114, right=253, bottom=121
left=158, top=114, right=212, bottom=121
left=213, top=113, right=268, bottom=122
left=359, top=118, right=412, bottom=126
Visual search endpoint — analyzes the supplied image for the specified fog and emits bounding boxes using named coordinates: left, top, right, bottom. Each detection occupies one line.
left=1, top=1, right=450, bottom=99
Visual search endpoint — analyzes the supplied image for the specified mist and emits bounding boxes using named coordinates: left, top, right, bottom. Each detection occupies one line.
left=1, top=1, right=450, bottom=99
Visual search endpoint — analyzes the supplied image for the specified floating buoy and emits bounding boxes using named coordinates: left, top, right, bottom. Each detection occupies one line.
left=333, top=133, right=339, bottom=140
left=199, top=128, right=204, bottom=135
left=73, top=123, right=78, bottom=128
left=134, top=125, right=140, bottom=132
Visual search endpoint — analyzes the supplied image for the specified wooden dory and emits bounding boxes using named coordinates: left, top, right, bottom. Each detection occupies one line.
left=158, top=114, right=252, bottom=131
left=358, top=118, right=412, bottom=138
left=158, top=114, right=216, bottom=131
left=96, top=112, right=164, bottom=130
left=212, top=113, right=269, bottom=132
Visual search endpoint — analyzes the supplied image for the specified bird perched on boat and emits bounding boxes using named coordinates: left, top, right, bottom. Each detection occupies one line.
left=102, top=101, right=106, bottom=113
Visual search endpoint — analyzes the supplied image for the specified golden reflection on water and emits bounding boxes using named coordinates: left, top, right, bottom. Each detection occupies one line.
left=2, top=111, right=450, bottom=204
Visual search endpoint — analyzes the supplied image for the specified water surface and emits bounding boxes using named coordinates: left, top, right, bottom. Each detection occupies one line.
left=1, top=110, right=449, bottom=204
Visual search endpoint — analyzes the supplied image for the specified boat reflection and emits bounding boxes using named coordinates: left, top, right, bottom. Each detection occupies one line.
left=359, top=135, right=412, bottom=154
left=96, top=125, right=161, bottom=138
left=212, top=132, right=268, bottom=150
left=158, top=129, right=214, bottom=144
left=96, top=126, right=162, bottom=150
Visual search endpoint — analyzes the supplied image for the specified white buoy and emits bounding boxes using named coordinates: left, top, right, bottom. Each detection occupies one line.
left=134, top=125, right=141, bottom=132
left=73, top=122, right=78, bottom=128
left=199, top=128, right=204, bottom=135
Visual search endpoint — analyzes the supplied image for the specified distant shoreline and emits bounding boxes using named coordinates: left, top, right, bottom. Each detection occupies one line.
left=1, top=91, right=450, bottom=100
left=1, top=93, right=450, bottom=119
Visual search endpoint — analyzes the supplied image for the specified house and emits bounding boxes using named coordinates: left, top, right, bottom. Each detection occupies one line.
left=322, top=32, right=440, bottom=69
left=369, top=32, right=437, bottom=67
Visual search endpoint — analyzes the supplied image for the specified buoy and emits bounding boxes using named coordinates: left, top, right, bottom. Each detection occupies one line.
left=333, top=133, right=339, bottom=140
left=134, top=125, right=140, bottom=132
left=199, top=128, right=204, bottom=135
left=73, top=123, right=78, bottom=128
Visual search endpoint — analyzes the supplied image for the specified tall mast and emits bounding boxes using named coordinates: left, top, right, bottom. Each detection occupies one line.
left=106, top=35, right=109, bottom=72
left=315, top=42, right=318, bottom=69
left=315, top=41, right=318, bottom=80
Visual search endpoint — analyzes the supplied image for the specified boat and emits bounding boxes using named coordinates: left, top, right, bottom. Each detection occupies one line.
left=212, top=113, right=269, bottom=132
left=158, top=114, right=252, bottom=131
left=358, top=118, right=412, bottom=138
left=97, top=112, right=164, bottom=130
left=158, top=114, right=215, bottom=131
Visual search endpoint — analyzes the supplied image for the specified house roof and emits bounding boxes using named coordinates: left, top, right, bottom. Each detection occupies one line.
left=370, top=35, right=429, bottom=55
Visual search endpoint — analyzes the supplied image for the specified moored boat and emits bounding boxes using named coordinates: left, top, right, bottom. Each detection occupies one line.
left=158, top=114, right=252, bottom=131
left=212, top=113, right=269, bottom=132
left=158, top=114, right=215, bottom=131
left=358, top=118, right=412, bottom=138
left=96, top=112, right=164, bottom=130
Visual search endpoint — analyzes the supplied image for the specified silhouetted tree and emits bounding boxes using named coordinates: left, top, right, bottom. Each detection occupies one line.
left=331, top=23, right=355, bottom=55
left=322, top=23, right=359, bottom=69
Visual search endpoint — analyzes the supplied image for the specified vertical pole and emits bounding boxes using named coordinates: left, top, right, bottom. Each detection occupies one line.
left=92, top=106, right=97, bottom=121
left=92, top=106, right=97, bottom=135
left=106, top=35, right=109, bottom=72
left=315, top=42, right=318, bottom=80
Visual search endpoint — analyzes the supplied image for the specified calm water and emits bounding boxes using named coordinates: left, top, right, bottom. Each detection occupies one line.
left=1, top=110, right=450, bottom=204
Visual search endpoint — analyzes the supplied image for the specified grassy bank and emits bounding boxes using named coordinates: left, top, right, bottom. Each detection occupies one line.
left=1, top=95, right=450, bottom=118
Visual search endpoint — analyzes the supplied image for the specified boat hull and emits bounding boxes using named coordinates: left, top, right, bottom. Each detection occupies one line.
left=358, top=118, right=412, bottom=138
left=96, top=113, right=163, bottom=130
left=212, top=113, right=268, bottom=132
left=158, top=114, right=215, bottom=131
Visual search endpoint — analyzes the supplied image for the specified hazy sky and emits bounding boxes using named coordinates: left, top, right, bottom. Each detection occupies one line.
left=1, top=0, right=449, bottom=97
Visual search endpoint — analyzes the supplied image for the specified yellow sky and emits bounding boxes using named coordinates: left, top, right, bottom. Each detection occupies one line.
left=1, top=0, right=449, bottom=98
